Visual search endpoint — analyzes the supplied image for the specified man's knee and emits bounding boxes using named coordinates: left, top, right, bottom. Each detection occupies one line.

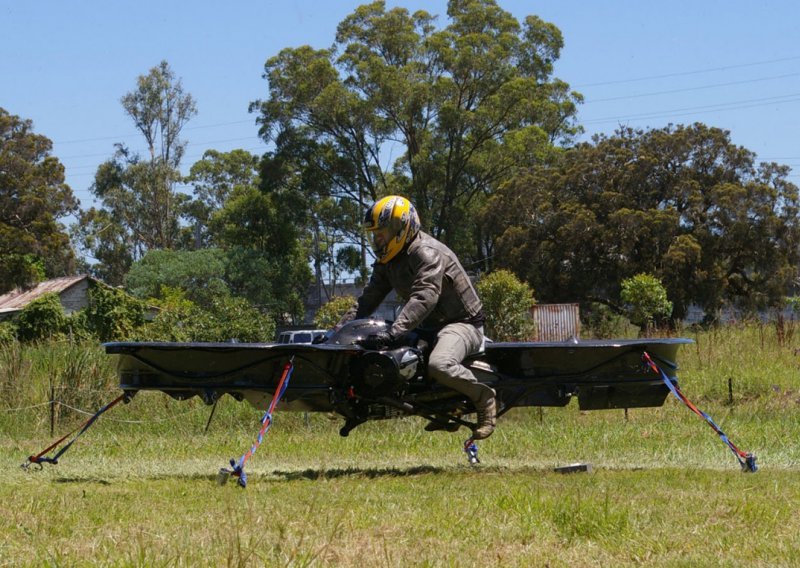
left=428, top=356, right=458, bottom=381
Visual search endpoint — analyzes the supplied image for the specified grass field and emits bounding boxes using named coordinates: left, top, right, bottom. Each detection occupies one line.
left=1, top=323, right=799, bottom=566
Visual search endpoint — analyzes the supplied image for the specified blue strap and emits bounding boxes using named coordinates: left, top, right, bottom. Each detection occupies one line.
left=643, top=352, right=756, bottom=472
left=223, top=358, right=294, bottom=488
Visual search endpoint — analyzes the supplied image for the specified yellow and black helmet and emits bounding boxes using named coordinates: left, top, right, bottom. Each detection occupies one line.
left=363, top=195, right=421, bottom=264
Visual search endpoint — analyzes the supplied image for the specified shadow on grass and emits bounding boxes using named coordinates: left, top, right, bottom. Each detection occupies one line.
left=270, top=464, right=446, bottom=481
left=36, top=464, right=552, bottom=486
left=54, top=477, right=112, bottom=485
left=46, top=466, right=448, bottom=485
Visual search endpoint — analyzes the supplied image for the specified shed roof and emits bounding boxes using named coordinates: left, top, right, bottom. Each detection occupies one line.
left=0, top=275, right=90, bottom=313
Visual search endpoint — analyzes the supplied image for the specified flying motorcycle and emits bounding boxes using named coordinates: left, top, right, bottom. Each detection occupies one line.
left=26, top=319, right=755, bottom=485
left=107, top=318, right=689, bottom=436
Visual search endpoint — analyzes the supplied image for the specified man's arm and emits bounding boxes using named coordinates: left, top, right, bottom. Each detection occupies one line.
left=390, top=246, right=443, bottom=337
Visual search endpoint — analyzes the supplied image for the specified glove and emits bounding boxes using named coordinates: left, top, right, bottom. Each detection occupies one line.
left=311, top=331, right=329, bottom=344
left=358, top=330, right=393, bottom=350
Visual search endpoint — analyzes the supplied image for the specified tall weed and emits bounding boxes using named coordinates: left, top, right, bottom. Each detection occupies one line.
left=681, top=322, right=800, bottom=402
left=0, top=341, right=117, bottom=432
left=0, top=341, right=31, bottom=408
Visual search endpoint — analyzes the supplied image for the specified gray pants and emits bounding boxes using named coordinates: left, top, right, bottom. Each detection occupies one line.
left=427, top=322, right=495, bottom=404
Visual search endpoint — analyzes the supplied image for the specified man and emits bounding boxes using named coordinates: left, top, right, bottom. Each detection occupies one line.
left=337, top=195, right=496, bottom=440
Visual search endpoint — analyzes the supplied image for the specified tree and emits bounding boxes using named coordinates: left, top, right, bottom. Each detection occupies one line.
left=208, top=181, right=313, bottom=323
left=620, top=273, right=673, bottom=334
left=182, top=148, right=313, bottom=322
left=121, top=60, right=196, bottom=167
left=486, top=123, right=800, bottom=319
left=0, top=108, right=78, bottom=292
left=123, top=220, right=312, bottom=327
left=76, top=61, right=197, bottom=283
left=124, top=248, right=231, bottom=308
left=310, top=196, right=365, bottom=296
left=252, top=130, right=368, bottom=296
left=71, top=206, right=133, bottom=286
left=476, top=269, right=535, bottom=341
left=251, top=0, right=580, bottom=273
left=184, top=149, right=260, bottom=248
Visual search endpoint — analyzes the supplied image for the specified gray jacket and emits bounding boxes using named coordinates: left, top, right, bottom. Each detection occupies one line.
left=343, top=231, right=483, bottom=337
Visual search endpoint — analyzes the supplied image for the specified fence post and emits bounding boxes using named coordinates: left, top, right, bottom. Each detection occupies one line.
left=49, top=380, right=56, bottom=437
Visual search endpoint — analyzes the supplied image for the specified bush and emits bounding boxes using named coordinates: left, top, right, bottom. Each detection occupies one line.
left=136, top=287, right=195, bottom=342
left=582, top=303, right=637, bottom=339
left=124, top=248, right=231, bottom=308
left=0, top=321, right=17, bottom=343
left=137, top=287, right=274, bottom=343
left=15, top=293, right=67, bottom=342
left=63, top=310, right=95, bottom=342
left=84, top=283, right=147, bottom=341
left=476, top=270, right=535, bottom=341
left=314, top=296, right=356, bottom=329
left=620, top=273, right=673, bottom=333
left=199, top=295, right=276, bottom=343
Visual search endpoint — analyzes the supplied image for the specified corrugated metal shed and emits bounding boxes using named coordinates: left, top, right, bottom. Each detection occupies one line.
left=0, top=275, right=90, bottom=316
left=531, top=303, right=580, bottom=341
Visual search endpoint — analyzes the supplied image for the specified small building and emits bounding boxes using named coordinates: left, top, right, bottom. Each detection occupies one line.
left=531, top=303, right=581, bottom=342
left=0, top=275, right=95, bottom=321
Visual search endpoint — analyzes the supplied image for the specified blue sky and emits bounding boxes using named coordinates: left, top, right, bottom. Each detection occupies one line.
left=4, top=0, right=800, bottom=212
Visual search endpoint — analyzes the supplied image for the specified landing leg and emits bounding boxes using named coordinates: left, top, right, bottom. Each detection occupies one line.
left=339, top=417, right=367, bottom=437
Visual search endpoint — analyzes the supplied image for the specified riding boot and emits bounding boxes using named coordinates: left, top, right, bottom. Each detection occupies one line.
left=472, top=396, right=496, bottom=440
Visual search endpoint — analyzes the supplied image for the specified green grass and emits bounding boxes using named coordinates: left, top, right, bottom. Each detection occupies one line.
left=3, top=464, right=797, bottom=567
left=1, top=323, right=799, bottom=566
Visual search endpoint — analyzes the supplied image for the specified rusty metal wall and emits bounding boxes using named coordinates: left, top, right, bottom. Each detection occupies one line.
left=531, top=303, right=580, bottom=341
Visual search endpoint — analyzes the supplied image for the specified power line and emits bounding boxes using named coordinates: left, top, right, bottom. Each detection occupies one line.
left=573, top=55, right=800, bottom=88
left=581, top=92, right=800, bottom=125
left=585, top=72, right=800, bottom=104
left=54, top=118, right=257, bottom=145
left=61, top=136, right=265, bottom=168
left=184, top=119, right=255, bottom=131
left=63, top=144, right=269, bottom=180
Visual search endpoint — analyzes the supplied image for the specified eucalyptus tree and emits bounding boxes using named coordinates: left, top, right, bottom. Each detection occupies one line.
left=184, top=149, right=260, bottom=248
left=251, top=0, right=581, bottom=270
left=0, top=108, right=78, bottom=292
left=76, top=61, right=197, bottom=283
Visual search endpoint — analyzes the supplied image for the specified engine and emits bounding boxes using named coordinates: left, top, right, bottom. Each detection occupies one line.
left=328, top=319, right=423, bottom=399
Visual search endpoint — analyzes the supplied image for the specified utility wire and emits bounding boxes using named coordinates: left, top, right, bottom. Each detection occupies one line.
left=54, top=118, right=257, bottom=145
left=582, top=92, right=800, bottom=125
left=585, top=72, right=800, bottom=103
left=573, top=55, right=800, bottom=88
left=63, top=138, right=265, bottom=171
